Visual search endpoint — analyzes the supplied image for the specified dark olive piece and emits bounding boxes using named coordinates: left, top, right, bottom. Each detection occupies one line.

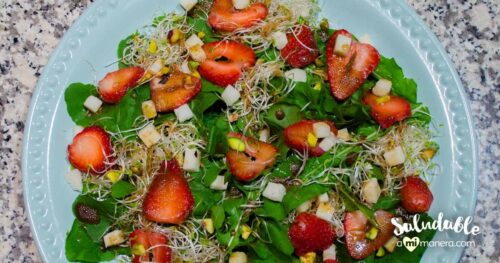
left=75, top=203, right=100, bottom=224
left=275, top=109, right=285, bottom=120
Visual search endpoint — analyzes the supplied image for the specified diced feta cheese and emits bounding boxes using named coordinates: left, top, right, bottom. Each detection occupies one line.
left=148, top=59, right=163, bottom=75
left=362, top=178, right=381, bottom=204
left=185, top=34, right=204, bottom=49
left=315, top=202, right=334, bottom=221
left=383, top=146, right=405, bottom=166
left=333, top=34, right=352, bottom=57
left=103, top=230, right=125, bottom=248
left=183, top=148, right=201, bottom=172
left=313, top=122, right=331, bottom=138
left=384, top=236, right=399, bottom=253
left=296, top=200, right=312, bottom=213
left=284, top=68, right=307, bottom=82
left=142, top=100, right=157, bottom=119
left=322, top=244, right=337, bottom=261
left=232, top=0, right=250, bottom=10
left=138, top=123, right=162, bottom=147
left=317, top=192, right=329, bottom=203
left=64, top=169, right=82, bottom=192
left=241, top=224, right=252, bottom=240
left=229, top=252, right=248, bottom=263
left=83, top=95, right=103, bottom=113
left=174, top=104, right=194, bottom=122
left=271, top=31, right=288, bottom=50
left=372, top=79, right=392, bottom=97
left=202, top=218, right=214, bottom=234
left=189, top=45, right=207, bottom=62
left=318, top=135, right=337, bottom=152
left=336, top=128, right=351, bottom=141
left=180, top=0, right=198, bottom=11
left=358, top=34, right=372, bottom=45
left=262, top=182, right=286, bottom=202
left=258, top=128, right=270, bottom=142
left=181, top=60, right=191, bottom=74
left=221, top=85, right=241, bottom=106
left=210, top=175, right=228, bottom=191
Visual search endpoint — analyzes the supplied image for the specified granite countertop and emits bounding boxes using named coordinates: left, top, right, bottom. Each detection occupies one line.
left=0, top=0, right=498, bottom=262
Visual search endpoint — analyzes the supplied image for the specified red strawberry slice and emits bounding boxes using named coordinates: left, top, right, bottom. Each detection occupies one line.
left=326, top=29, right=380, bottom=100
left=280, top=25, right=319, bottom=68
left=129, top=229, right=172, bottom=263
left=324, top=260, right=339, bottom=263
left=283, top=120, right=337, bottom=157
left=150, top=71, right=202, bottom=112
left=199, top=40, right=256, bottom=87
left=208, top=0, right=268, bottom=32
left=362, top=93, right=411, bottom=128
left=400, top=176, right=433, bottom=213
left=143, top=160, right=194, bottom=224
left=98, top=66, right=144, bottom=103
left=344, top=210, right=395, bottom=260
left=226, top=132, right=277, bottom=181
left=67, top=126, right=113, bottom=174
left=288, top=212, right=336, bottom=256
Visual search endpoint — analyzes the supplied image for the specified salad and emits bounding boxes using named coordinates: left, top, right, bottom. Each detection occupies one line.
left=63, top=0, right=439, bottom=262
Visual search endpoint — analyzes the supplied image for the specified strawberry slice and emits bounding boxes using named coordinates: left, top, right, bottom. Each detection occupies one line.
left=143, top=160, right=194, bottom=224
left=324, top=260, right=339, bottom=263
left=226, top=132, right=277, bottom=181
left=288, top=212, right=336, bottom=256
left=150, top=71, right=202, bottom=112
left=326, top=29, right=380, bottom=100
left=129, top=229, right=172, bottom=263
left=280, top=25, right=319, bottom=68
left=400, top=176, right=433, bottom=213
left=208, top=0, right=268, bottom=32
left=362, top=93, right=411, bottom=128
left=199, top=40, right=256, bottom=87
left=98, top=66, right=144, bottom=103
left=344, top=210, right=395, bottom=260
left=67, top=126, right=113, bottom=174
left=283, top=120, right=337, bottom=157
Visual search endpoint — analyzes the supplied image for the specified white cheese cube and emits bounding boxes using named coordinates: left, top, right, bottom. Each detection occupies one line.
left=189, top=45, right=207, bottom=62
left=313, top=122, right=331, bottom=138
left=148, top=59, right=163, bottom=75
left=232, top=0, right=250, bottom=10
left=185, top=34, right=204, bottom=49
left=83, top=95, right=103, bottom=113
left=183, top=148, right=201, bottom=172
left=138, top=123, right=162, bottom=147
left=202, top=218, right=214, bottom=234
left=358, top=34, right=372, bottom=45
left=318, top=135, right=337, bottom=152
left=229, top=252, right=248, bottom=263
left=383, top=146, right=405, bottom=166
left=103, top=230, right=125, bottom=248
left=258, top=128, right=270, bottom=142
left=142, top=100, right=157, bottom=119
left=210, top=175, right=228, bottom=191
left=362, top=178, right=381, bottom=204
left=284, top=68, right=307, bottom=83
left=317, top=192, right=329, bottom=203
left=384, top=236, right=399, bottom=253
left=174, top=104, right=194, bottom=122
left=296, top=200, right=312, bottom=213
left=336, top=128, right=351, bottom=141
left=221, top=85, right=241, bottom=106
left=315, top=202, right=334, bottom=221
left=180, top=0, right=198, bottom=11
left=372, top=79, right=392, bottom=97
left=322, top=244, right=337, bottom=261
left=262, top=182, right=286, bottom=202
left=64, top=169, right=82, bottom=192
left=333, top=34, right=352, bottom=57
left=181, top=60, right=191, bottom=74
left=271, top=31, right=288, bottom=50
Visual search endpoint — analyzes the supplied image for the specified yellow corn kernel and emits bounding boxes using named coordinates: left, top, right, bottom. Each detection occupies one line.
left=142, top=100, right=157, bottom=120
left=313, top=82, right=322, bottom=91
left=192, top=70, right=201, bottom=79
left=131, top=244, right=146, bottom=256
left=376, top=95, right=390, bottom=104
left=307, top=133, right=318, bottom=147
left=197, top=31, right=206, bottom=39
left=421, top=149, right=435, bottom=161
left=169, top=29, right=182, bottom=43
left=314, top=58, right=324, bottom=67
left=202, top=218, right=214, bottom=234
left=376, top=247, right=386, bottom=257
left=228, top=137, right=245, bottom=152
left=148, top=40, right=158, bottom=54
left=161, top=66, right=171, bottom=75
left=299, top=252, right=316, bottom=263
left=105, top=170, right=121, bottom=183
left=241, top=224, right=252, bottom=240
left=366, top=227, right=379, bottom=240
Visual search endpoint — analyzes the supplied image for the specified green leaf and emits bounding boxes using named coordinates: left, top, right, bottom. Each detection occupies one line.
left=282, top=184, right=329, bottom=213
left=189, top=181, right=223, bottom=216
left=372, top=195, right=400, bottom=210
left=211, top=205, right=225, bottom=230
left=203, top=113, right=230, bottom=156
left=117, top=35, right=133, bottom=68
left=65, top=220, right=119, bottom=262
left=337, top=184, right=377, bottom=227
left=374, top=56, right=417, bottom=103
left=186, top=17, right=218, bottom=42
left=264, top=103, right=304, bottom=129
left=265, top=221, right=294, bottom=255
left=255, top=200, right=286, bottom=221
left=111, top=181, right=136, bottom=199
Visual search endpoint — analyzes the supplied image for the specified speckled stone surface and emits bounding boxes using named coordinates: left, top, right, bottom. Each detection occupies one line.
left=0, top=0, right=498, bottom=262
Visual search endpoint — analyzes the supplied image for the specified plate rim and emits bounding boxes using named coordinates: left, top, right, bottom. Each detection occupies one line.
left=22, top=0, right=479, bottom=262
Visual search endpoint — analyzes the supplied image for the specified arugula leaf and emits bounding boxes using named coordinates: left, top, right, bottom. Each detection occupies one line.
left=372, top=195, right=400, bottom=210
left=262, top=221, right=294, bottom=255
left=374, top=56, right=417, bottom=103
left=264, top=103, right=304, bottom=129
left=211, top=205, right=225, bottom=230
left=282, top=184, right=329, bottom=213
left=338, top=184, right=377, bottom=227
left=117, top=35, right=133, bottom=69
left=111, top=181, right=136, bottom=199
left=186, top=17, right=218, bottom=42
left=409, top=103, right=432, bottom=124
left=72, top=195, right=120, bottom=242
left=189, top=181, right=223, bottom=216
left=203, top=113, right=230, bottom=156
left=255, top=200, right=286, bottom=221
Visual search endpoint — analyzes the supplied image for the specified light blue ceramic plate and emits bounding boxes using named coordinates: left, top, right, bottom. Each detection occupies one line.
left=22, top=0, right=478, bottom=262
